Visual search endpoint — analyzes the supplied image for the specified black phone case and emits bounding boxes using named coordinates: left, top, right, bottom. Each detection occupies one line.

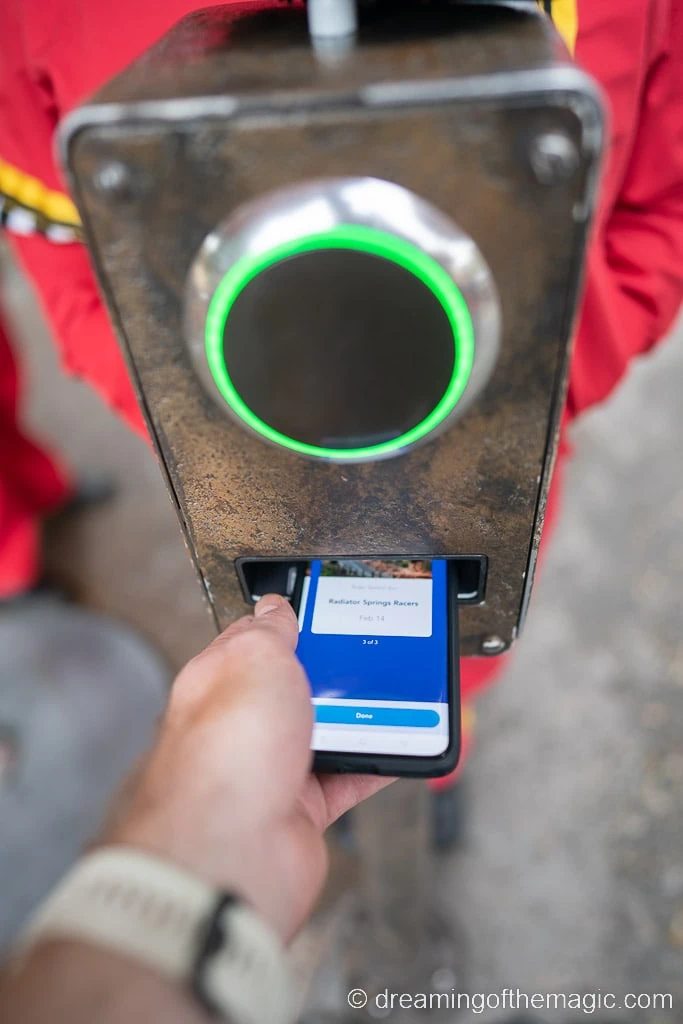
left=311, top=562, right=461, bottom=779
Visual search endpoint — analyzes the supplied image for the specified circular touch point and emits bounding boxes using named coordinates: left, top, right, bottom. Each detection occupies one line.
left=205, top=225, right=475, bottom=461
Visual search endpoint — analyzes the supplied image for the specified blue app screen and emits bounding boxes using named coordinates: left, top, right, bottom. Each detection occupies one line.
left=296, top=559, right=449, bottom=757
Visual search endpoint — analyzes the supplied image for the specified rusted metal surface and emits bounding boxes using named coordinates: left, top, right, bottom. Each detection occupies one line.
left=77, top=5, right=571, bottom=108
left=62, top=4, right=602, bottom=654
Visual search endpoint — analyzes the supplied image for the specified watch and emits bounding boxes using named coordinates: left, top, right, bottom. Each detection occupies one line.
left=16, top=847, right=292, bottom=1024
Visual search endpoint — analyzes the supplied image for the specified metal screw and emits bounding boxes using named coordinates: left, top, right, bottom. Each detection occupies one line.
left=93, top=160, right=133, bottom=198
left=481, top=635, right=506, bottom=656
left=529, top=131, right=580, bottom=185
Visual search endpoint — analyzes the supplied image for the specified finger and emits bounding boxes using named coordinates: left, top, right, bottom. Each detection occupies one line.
left=184, top=594, right=309, bottom=718
left=173, top=595, right=313, bottom=799
left=193, top=594, right=303, bottom=699
left=216, top=594, right=308, bottom=709
left=317, top=773, right=396, bottom=826
left=252, top=594, right=300, bottom=648
left=211, top=594, right=299, bottom=651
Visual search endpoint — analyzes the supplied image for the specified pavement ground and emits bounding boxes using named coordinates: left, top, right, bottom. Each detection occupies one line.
left=1, top=242, right=682, bottom=1019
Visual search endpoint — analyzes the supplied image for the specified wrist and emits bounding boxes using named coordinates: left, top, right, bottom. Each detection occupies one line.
left=4, top=938, right=209, bottom=1024
left=102, top=823, right=287, bottom=941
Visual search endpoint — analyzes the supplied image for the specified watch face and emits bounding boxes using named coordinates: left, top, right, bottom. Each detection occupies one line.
left=193, top=896, right=291, bottom=1024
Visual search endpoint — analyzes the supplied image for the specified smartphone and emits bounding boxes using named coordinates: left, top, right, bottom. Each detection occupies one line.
left=295, top=558, right=460, bottom=778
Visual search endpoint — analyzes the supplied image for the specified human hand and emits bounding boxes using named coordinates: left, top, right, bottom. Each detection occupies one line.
left=103, top=595, right=392, bottom=942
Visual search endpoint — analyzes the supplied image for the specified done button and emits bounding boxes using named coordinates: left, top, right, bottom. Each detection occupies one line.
left=314, top=705, right=440, bottom=728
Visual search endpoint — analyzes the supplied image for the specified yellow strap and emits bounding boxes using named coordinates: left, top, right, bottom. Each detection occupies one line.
left=0, top=157, right=81, bottom=227
left=551, top=0, right=578, bottom=55
left=539, top=0, right=578, bottom=56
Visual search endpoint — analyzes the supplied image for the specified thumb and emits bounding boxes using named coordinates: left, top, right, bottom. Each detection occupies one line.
left=210, top=593, right=300, bottom=652
left=190, top=593, right=313, bottom=797
left=252, top=593, right=300, bottom=649
left=172, top=592, right=311, bottom=767
left=207, top=592, right=307, bottom=708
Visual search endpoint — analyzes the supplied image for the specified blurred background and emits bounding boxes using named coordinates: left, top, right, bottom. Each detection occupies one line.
left=1, top=235, right=682, bottom=1018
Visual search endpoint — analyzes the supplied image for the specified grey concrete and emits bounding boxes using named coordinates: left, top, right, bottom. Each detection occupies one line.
left=0, top=596, right=168, bottom=955
left=298, top=321, right=683, bottom=1023
left=442, top=321, right=683, bottom=1021
left=0, top=244, right=215, bottom=673
left=1, top=242, right=210, bottom=957
left=1, top=240, right=683, bottom=1017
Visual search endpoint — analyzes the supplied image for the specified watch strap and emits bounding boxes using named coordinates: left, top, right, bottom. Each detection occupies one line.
left=17, top=847, right=292, bottom=1024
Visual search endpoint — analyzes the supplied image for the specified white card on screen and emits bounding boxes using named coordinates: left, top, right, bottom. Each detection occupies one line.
left=311, top=576, right=433, bottom=637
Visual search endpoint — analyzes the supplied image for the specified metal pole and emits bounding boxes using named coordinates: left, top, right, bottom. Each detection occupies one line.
left=354, top=780, right=430, bottom=961
left=307, top=0, right=358, bottom=57
left=342, top=781, right=465, bottom=1021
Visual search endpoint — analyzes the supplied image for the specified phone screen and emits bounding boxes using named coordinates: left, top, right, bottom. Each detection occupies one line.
left=296, top=559, right=449, bottom=758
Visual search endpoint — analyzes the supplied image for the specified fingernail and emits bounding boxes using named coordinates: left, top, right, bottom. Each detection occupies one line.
left=254, top=597, right=281, bottom=617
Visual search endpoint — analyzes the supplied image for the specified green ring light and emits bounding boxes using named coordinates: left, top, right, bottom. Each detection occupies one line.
left=205, top=224, right=475, bottom=460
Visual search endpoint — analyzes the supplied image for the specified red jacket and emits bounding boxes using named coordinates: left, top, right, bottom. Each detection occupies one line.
left=1, top=0, right=682, bottom=438
left=1, top=0, right=681, bottom=727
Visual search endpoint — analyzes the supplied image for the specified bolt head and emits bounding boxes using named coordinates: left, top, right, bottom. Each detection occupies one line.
left=530, top=131, right=580, bottom=185
left=481, top=635, right=506, bottom=655
left=93, top=160, right=132, bottom=198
